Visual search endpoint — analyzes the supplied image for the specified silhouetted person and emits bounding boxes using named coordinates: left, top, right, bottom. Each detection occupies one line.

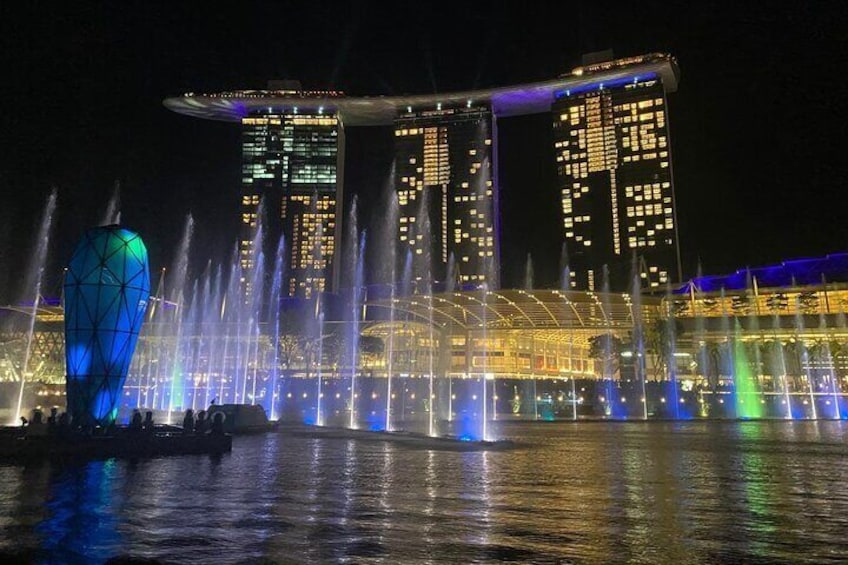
left=57, top=412, right=71, bottom=438
left=47, top=407, right=58, bottom=435
left=142, top=411, right=155, bottom=435
left=210, top=412, right=225, bottom=436
left=195, top=410, right=207, bottom=435
left=182, top=409, right=194, bottom=435
left=28, top=410, right=47, bottom=437
left=129, top=410, right=143, bottom=435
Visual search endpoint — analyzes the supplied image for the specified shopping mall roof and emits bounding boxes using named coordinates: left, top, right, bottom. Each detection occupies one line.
left=364, top=289, right=660, bottom=331
left=163, top=53, right=679, bottom=126
left=676, top=252, right=848, bottom=294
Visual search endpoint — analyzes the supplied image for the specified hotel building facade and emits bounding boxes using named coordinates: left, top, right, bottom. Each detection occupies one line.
left=237, top=82, right=344, bottom=299
left=240, top=102, right=343, bottom=299
left=552, top=59, right=680, bottom=292
left=394, top=106, right=497, bottom=287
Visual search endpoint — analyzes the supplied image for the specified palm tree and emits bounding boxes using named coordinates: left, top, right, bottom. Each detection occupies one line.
left=588, top=333, right=623, bottom=379
left=645, top=318, right=685, bottom=380
left=696, top=341, right=723, bottom=394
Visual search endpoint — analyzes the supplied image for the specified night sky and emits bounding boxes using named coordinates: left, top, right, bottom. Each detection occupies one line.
left=1, top=2, right=847, bottom=302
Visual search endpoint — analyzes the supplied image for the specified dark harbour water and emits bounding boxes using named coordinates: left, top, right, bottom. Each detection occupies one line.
left=1, top=421, right=847, bottom=564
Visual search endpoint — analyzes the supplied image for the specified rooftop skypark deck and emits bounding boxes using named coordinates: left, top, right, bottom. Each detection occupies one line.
left=164, top=53, right=679, bottom=125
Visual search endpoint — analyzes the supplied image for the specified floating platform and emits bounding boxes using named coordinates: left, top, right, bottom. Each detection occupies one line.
left=0, top=430, right=232, bottom=463
left=207, top=404, right=276, bottom=434
left=276, top=423, right=519, bottom=451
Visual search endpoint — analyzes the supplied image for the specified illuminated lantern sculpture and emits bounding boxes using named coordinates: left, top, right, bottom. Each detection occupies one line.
left=64, top=225, right=150, bottom=426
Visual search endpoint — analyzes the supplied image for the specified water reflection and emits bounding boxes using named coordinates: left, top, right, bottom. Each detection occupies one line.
left=0, top=422, right=846, bottom=563
left=37, top=460, right=123, bottom=563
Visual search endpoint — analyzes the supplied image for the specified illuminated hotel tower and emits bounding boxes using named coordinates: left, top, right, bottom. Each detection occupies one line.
left=165, top=53, right=677, bottom=295
left=394, top=106, right=497, bottom=287
left=239, top=83, right=343, bottom=298
left=552, top=56, right=681, bottom=291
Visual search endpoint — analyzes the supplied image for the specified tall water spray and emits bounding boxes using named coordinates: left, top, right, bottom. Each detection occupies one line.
left=524, top=254, right=538, bottom=419
left=100, top=181, right=121, bottom=226
left=166, top=214, right=193, bottom=423
left=816, top=284, right=841, bottom=419
left=267, top=234, right=286, bottom=420
left=12, top=188, right=58, bottom=425
left=446, top=253, right=457, bottom=293
left=719, top=287, right=763, bottom=419
left=220, top=245, right=243, bottom=404
left=315, top=308, right=325, bottom=426
left=741, top=273, right=765, bottom=418
left=559, top=244, right=577, bottom=420
left=380, top=187, right=400, bottom=431
left=198, top=262, right=215, bottom=410
left=143, top=269, right=167, bottom=410
left=344, top=196, right=363, bottom=428
left=481, top=283, right=491, bottom=441
left=185, top=279, right=201, bottom=411
left=599, top=265, right=622, bottom=418
left=793, top=295, right=818, bottom=419
left=770, top=309, right=794, bottom=419
left=349, top=232, right=366, bottom=428
left=629, top=257, right=648, bottom=420
left=412, top=192, right=437, bottom=436
left=663, top=282, right=682, bottom=418
left=245, top=240, right=266, bottom=406
left=559, top=243, right=572, bottom=291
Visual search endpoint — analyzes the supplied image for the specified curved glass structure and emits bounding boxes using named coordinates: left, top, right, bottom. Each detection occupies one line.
left=64, top=226, right=150, bottom=425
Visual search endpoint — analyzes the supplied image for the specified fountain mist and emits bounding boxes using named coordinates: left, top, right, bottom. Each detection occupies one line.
left=12, top=188, right=58, bottom=425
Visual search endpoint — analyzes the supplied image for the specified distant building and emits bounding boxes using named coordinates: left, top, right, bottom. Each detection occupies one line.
left=394, top=106, right=497, bottom=287
left=552, top=53, right=681, bottom=291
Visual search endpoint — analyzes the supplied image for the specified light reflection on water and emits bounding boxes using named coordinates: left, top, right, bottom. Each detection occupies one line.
left=0, top=421, right=847, bottom=563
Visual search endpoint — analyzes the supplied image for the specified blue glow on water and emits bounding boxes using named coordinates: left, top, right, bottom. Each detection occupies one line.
left=823, top=397, right=843, bottom=420
left=604, top=380, right=628, bottom=419
left=661, top=381, right=693, bottom=419
left=36, top=460, right=123, bottom=562
left=789, top=401, right=805, bottom=420
left=454, top=413, right=479, bottom=442
left=366, top=411, right=385, bottom=431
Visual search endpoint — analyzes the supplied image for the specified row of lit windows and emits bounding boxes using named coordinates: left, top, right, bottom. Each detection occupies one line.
left=622, top=156, right=670, bottom=169
left=291, top=117, right=337, bottom=126
left=625, top=182, right=670, bottom=197
left=243, top=117, right=282, bottom=126
left=287, top=195, right=335, bottom=208
left=626, top=204, right=669, bottom=217
left=289, top=276, right=326, bottom=299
